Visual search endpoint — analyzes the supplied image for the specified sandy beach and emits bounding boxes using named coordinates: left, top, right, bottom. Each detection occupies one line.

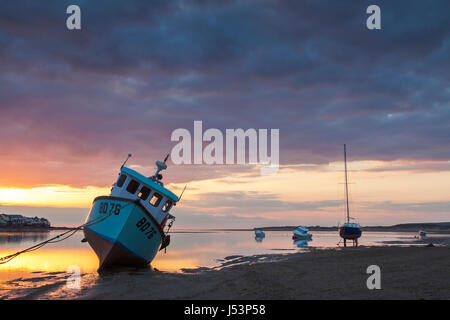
left=2, top=234, right=449, bottom=300
left=61, top=240, right=448, bottom=300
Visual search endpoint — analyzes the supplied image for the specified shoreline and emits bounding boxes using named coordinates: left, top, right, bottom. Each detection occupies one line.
left=1, top=221, right=449, bottom=233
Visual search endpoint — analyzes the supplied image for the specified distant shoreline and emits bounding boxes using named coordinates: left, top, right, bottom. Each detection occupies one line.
left=174, top=222, right=450, bottom=233
left=253, top=222, right=450, bottom=233
left=1, top=222, right=449, bottom=233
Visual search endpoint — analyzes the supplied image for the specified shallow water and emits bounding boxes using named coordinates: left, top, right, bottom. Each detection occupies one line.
left=0, top=229, right=441, bottom=299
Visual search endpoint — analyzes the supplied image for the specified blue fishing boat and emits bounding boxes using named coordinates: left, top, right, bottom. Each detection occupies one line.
left=83, top=155, right=180, bottom=270
left=338, top=144, right=362, bottom=247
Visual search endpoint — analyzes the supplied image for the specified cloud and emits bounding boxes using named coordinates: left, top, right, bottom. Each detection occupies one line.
left=185, top=191, right=342, bottom=213
left=0, top=0, right=449, bottom=189
left=361, top=201, right=450, bottom=213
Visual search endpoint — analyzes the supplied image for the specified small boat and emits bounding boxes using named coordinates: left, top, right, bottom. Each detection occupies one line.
left=254, top=229, right=265, bottom=242
left=83, top=155, right=179, bottom=270
left=254, top=229, right=265, bottom=237
left=292, top=226, right=312, bottom=240
left=338, top=144, right=362, bottom=247
left=419, top=230, right=427, bottom=238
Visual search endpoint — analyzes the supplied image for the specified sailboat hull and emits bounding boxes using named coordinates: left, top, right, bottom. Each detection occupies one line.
left=339, top=226, right=362, bottom=240
left=83, top=196, right=164, bottom=270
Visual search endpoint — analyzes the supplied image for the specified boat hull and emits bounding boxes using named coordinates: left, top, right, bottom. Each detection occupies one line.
left=83, top=196, right=164, bottom=270
left=339, top=226, right=362, bottom=240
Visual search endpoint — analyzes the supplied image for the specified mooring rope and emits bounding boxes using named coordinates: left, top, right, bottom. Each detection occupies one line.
left=0, top=201, right=134, bottom=265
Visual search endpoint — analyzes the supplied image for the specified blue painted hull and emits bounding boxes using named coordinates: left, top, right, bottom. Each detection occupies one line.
left=83, top=196, right=164, bottom=270
left=339, top=226, right=362, bottom=240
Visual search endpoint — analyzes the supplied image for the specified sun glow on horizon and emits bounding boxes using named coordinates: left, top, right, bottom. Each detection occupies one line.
left=0, top=159, right=449, bottom=226
left=0, top=185, right=109, bottom=208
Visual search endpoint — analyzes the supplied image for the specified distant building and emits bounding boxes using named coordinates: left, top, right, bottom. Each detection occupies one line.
left=0, top=214, right=51, bottom=228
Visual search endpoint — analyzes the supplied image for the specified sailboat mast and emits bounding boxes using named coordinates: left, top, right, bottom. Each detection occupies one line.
left=344, top=144, right=350, bottom=223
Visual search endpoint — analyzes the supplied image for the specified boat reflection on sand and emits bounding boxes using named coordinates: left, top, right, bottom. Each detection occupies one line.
left=293, top=238, right=311, bottom=248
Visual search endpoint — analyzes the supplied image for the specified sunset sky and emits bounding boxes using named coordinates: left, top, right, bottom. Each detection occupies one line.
left=0, top=0, right=449, bottom=228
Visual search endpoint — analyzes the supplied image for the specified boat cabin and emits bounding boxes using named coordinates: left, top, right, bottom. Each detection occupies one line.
left=110, top=166, right=179, bottom=226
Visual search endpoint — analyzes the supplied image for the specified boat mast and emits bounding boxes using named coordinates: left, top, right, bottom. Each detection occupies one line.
left=344, top=144, right=350, bottom=223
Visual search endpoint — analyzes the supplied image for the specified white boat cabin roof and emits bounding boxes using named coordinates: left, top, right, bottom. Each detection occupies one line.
left=118, top=166, right=179, bottom=202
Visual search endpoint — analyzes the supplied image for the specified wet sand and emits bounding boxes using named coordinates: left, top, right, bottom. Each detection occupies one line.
left=3, top=235, right=449, bottom=300
left=70, top=244, right=449, bottom=300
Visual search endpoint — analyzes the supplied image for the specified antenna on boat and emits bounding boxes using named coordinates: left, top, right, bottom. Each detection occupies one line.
left=151, top=153, right=170, bottom=183
left=178, top=184, right=187, bottom=202
left=121, top=154, right=132, bottom=169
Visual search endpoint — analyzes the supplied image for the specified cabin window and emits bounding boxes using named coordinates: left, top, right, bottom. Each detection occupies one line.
left=162, top=200, right=172, bottom=212
left=126, top=179, right=140, bottom=195
left=149, top=193, right=163, bottom=207
left=138, top=186, right=151, bottom=201
left=116, top=174, right=127, bottom=188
